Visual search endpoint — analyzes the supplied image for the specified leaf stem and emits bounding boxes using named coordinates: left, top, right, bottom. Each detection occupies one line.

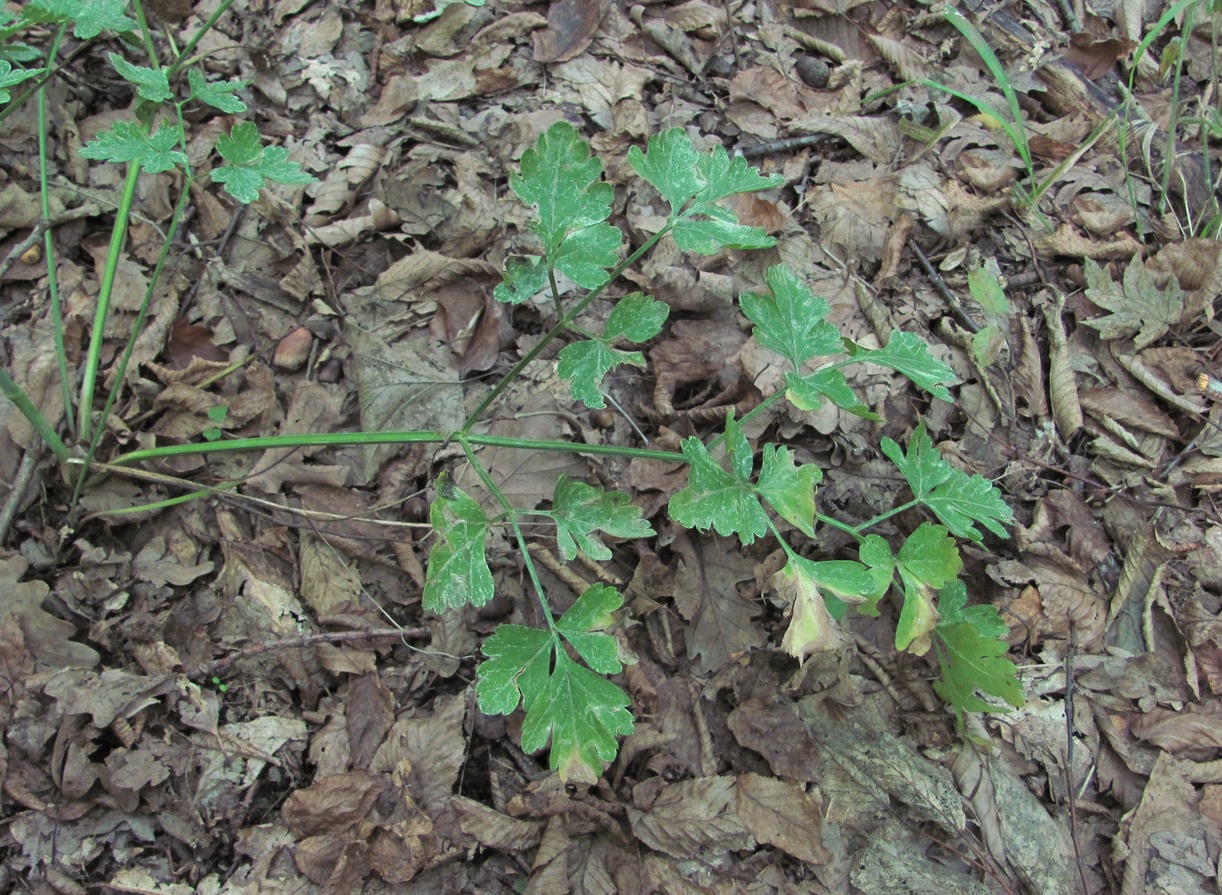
left=847, top=498, right=922, bottom=534
left=459, top=438, right=560, bottom=636
left=108, top=431, right=687, bottom=468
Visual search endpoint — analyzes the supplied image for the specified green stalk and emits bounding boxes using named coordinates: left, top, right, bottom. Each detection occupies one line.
left=165, top=0, right=239, bottom=80
left=78, top=162, right=142, bottom=441
left=130, top=0, right=160, bottom=69
left=0, top=368, right=70, bottom=462
left=460, top=438, right=560, bottom=634
left=38, top=24, right=73, bottom=438
left=109, top=431, right=686, bottom=468
left=73, top=177, right=194, bottom=503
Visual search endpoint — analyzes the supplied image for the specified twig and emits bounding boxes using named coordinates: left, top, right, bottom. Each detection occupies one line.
left=0, top=221, right=49, bottom=283
left=1065, top=618, right=1092, bottom=895
left=190, top=626, right=429, bottom=679
left=737, top=133, right=830, bottom=159
left=0, top=448, right=41, bottom=545
left=911, top=244, right=982, bottom=333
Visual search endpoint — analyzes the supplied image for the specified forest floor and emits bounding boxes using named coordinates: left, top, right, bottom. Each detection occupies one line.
left=2, top=0, right=1222, bottom=893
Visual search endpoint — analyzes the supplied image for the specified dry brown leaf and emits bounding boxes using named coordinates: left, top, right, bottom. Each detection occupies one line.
left=1041, top=293, right=1083, bottom=436
left=727, top=697, right=822, bottom=782
left=533, top=0, right=606, bottom=63
left=628, top=776, right=754, bottom=858
left=283, top=771, right=385, bottom=837
left=0, top=556, right=99, bottom=669
left=671, top=530, right=765, bottom=673
left=1077, top=387, right=1180, bottom=438
left=736, top=773, right=831, bottom=864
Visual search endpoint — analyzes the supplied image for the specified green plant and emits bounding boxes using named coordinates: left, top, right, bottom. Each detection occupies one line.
left=1, top=2, right=1022, bottom=783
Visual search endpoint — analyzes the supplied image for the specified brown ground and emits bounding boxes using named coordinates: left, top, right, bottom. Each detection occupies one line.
left=1, top=0, right=1222, bottom=892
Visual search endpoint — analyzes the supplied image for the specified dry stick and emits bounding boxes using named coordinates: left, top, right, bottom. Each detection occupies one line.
left=0, top=221, right=48, bottom=283
left=191, top=626, right=429, bottom=679
left=911, top=244, right=982, bottom=334
left=0, top=449, right=41, bottom=545
left=1065, top=618, right=1092, bottom=895
left=737, top=132, right=830, bottom=159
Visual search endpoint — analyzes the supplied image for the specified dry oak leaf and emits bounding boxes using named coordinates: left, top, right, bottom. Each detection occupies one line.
left=0, top=555, right=98, bottom=669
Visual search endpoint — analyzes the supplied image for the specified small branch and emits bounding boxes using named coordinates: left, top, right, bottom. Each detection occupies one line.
left=911, top=244, right=982, bottom=334
left=190, top=626, right=429, bottom=679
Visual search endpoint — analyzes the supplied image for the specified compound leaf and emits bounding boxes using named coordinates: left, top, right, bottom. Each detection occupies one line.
left=1082, top=255, right=1184, bottom=349
left=0, top=61, right=41, bottom=104
left=740, top=265, right=842, bottom=368
left=422, top=475, right=494, bottom=612
left=108, top=52, right=171, bottom=102
left=556, top=341, right=639, bottom=408
left=511, top=121, right=612, bottom=255
left=695, top=144, right=784, bottom=203
left=29, top=0, right=135, bottom=38
left=187, top=68, right=248, bottom=113
left=755, top=444, right=822, bottom=537
left=627, top=128, right=704, bottom=212
left=80, top=121, right=187, bottom=174
left=932, top=581, right=1023, bottom=728
left=856, top=534, right=896, bottom=616
left=850, top=331, right=955, bottom=402
left=520, top=650, right=634, bottom=783
left=551, top=476, right=654, bottom=562
left=476, top=623, right=552, bottom=715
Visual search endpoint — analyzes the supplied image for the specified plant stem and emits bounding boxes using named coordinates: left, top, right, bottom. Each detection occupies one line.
left=460, top=438, right=560, bottom=635
left=108, top=430, right=687, bottom=468
left=78, top=162, right=142, bottom=442
left=848, top=498, right=921, bottom=534
left=706, top=389, right=788, bottom=452
left=38, top=24, right=72, bottom=438
left=166, top=0, right=240, bottom=80
left=0, top=369, right=70, bottom=462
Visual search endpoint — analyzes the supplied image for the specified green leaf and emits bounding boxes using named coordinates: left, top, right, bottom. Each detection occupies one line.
left=672, top=210, right=776, bottom=255
left=551, top=476, right=654, bottom=562
left=694, top=144, right=784, bottom=203
left=107, top=52, right=171, bottom=102
left=556, top=340, right=641, bottom=409
left=669, top=414, right=768, bottom=546
left=932, top=581, right=1023, bottom=729
left=881, top=423, right=1013, bottom=542
left=80, top=121, right=187, bottom=174
left=775, top=555, right=851, bottom=663
left=856, top=534, right=895, bottom=616
left=511, top=121, right=613, bottom=255
left=29, top=0, right=135, bottom=38
left=476, top=623, right=552, bottom=714
left=967, top=256, right=1008, bottom=317
left=0, top=60, right=41, bottom=104
left=494, top=255, right=549, bottom=305
left=551, top=221, right=621, bottom=288
left=894, top=523, right=961, bottom=655
left=604, top=292, right=668, bottom=342
left=212, top=122, right=316, bottom=203
left=555, top=583, right=627, bottom=674
left=850, top=331, right=956, bottom=402
left=1082, top=255, right=1184, bottom=349
left=755, top=444, right=822, bottom=537
left=627, top=128, right=704, bottom=212
left=880, top=422, right=952, bottom=500
left=785, top=369, right=877, bottom=418
left=187, top=68, right=248, bottom=113
left=476, top=585, right=635, bottom=782
left=740, top=265, right=843, bottom=368
left=422, top=475, right=494, bottom=612
left=556, top=292, right=668, bottom=408
left=520, top=650, right=634, bottom=783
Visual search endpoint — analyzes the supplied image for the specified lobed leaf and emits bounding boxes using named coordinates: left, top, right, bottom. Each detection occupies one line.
left=627, top=128, right=704, bottom=212
left=740, top=265, right=842, bottom=369
left=775, top=555, right=852, bottom=664
left=212, top=123, right=315, bottom=203
left=476, top=623, right=552, bottom=714
left=28, top=0, right=135, bottom=38
left=557, top=292, right=669, bottom=408
left=422, top=475, right=494, bottom=613
left=880, top=423, right=953, bottom=501
left=695, top=144, right=784, bottom=203
left=188, top=68, right=249, bottom=113
left=555, top=583, right=628, bottom=674
left=80, top=121, right=187, bottom=174
left=785, top=369, right=877, bottom=418
left=932, top=581, right=1023, bottom=730
left=672, top=210, right=776, bottom=255
left=511, top=121, right=613, bottom=255
left=1082, top=255, right=1184, bottom=349
left=604, top=292, right=668, bottom=342
left=551, top=221, right=621, bottom=289
left=850, top=331, right=955, bottom=402
left=494, top=255, right=549, bottom=305
left=755, top=444, right=822, bottom=537
left=0, top=61, right=42, bottom=105
left=107, top=52, right=171, bottom=103
left=669, top=434, right=768, bottom=546
left=551, top=476, right=654, bottom=562
left=894, top=523, right=961, bottom=655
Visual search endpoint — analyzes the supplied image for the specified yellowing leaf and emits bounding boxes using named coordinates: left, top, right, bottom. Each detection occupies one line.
left=774, top=556, right=851, bottom=663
